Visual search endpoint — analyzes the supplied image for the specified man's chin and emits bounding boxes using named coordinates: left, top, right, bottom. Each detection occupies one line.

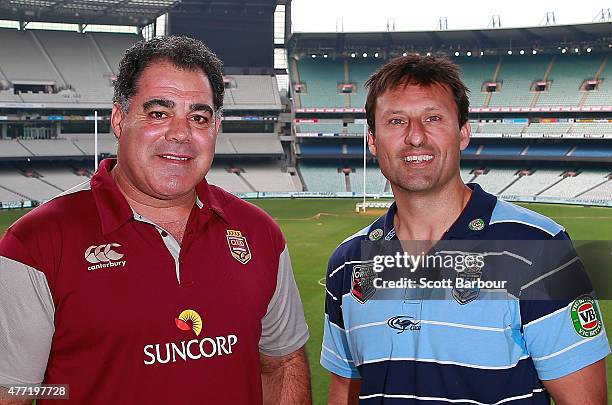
left=391, top=178, right=436, bottom=194
left=148, top=183, right=198, bottom=201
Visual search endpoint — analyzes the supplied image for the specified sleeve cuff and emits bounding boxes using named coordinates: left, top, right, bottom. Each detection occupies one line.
left=536, top=334, right=611, bottom=380
left=259, top=327, right=309, bottom=357
left=320, top=352, right=360, bottom=379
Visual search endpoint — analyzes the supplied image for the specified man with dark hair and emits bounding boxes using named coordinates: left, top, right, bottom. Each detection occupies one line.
left=321, top=54, right=609, bottom=404
left=0, top=36, right=311, bottom=404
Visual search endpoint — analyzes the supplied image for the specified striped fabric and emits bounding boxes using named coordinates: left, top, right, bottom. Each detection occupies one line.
left=321, top=183, right=610, bottom=404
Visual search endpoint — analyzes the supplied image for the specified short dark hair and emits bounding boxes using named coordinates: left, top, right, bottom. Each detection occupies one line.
left=365, top=54, right=469, bottom=133
left=113, top=36, right=224, bottom=113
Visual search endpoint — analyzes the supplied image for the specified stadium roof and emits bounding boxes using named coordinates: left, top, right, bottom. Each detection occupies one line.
left=0, top=0, right=180, bottom=26
left=288, top=22, right=612, bottom=55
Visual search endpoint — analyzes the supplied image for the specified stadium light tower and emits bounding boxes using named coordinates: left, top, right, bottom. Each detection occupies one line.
left=593, top=8, right=611, bottom=22
left=438, top=17, right=448, bottom=30
left=335, top=18, right=343, bottom=33
left=541, top=12, right=556, bottom=25
left=488, top=15, right=501, bottom=28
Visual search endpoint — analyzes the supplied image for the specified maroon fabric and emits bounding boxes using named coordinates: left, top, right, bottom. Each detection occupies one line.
left=0, top=158, right=285, bottom=404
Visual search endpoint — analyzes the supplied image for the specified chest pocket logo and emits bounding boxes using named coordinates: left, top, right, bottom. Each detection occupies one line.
left=85, top=243, right=124, bottom=263
left=226, top=230, right=252, bottom=265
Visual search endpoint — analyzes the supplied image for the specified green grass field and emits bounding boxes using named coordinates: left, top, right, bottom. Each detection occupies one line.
left=1, top=200, right=610, bottom=404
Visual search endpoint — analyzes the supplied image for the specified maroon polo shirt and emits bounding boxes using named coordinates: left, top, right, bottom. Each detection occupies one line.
left=0, top=158, right=308, bottom=404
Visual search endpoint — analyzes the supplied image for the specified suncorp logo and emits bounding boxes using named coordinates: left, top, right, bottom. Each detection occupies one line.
left=143, top=309, right=238, bottom=365
left=85, top=243, right=127, bottom=271
left=175, top=309, right=203, bottom=336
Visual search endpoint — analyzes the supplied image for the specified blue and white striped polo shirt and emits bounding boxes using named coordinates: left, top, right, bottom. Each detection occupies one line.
left=321, top=183, right=610, bottom=404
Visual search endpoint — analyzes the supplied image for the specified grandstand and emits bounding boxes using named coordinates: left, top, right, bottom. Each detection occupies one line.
left=0, top=12, right=611, bottom=206
left=0, top=16, right=291, bottom=200
left=288, top=25, right=611, bottom=203
left=0, top=4, right=611, bottom=404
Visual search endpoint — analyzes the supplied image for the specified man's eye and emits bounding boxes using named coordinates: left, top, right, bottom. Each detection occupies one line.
left=191, top=115, right=208, bottom=123
left=426, top=115, right=441, bottom=122
left=150, top=111, right=167, bottom=119
left=191, top=115, right=212, bottom=127
left=389, top=118, right=404, bottom=125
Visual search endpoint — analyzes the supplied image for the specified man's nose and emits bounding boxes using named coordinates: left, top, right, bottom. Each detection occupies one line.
left=165, top=117, right=191, bottom=143
left=405, top=119, right=425, bottom=147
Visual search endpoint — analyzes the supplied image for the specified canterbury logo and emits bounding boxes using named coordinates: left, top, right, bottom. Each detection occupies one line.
left=85, top=243, right=124, bottom=263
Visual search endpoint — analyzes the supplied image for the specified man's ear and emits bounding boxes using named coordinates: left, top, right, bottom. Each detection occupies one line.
left=459, top=121, right=471, bottom=151
left=367, top=130, right=377, bottom=156
left=111, top=103, right=125, bottom=139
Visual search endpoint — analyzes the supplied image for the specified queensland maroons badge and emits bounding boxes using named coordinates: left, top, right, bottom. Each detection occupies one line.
left=570, top=295, right=603, bottom=338
left=226, top=230, right=252, bottom=264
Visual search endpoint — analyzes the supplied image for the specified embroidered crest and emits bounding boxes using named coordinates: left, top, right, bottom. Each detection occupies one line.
left=452, top=260, right=483, bottom=305
left=351, top=263, right=376, bottom=304
left=468, top=218, right=485, bottom=231
left=226, top=230, right=252, bottom=264
left=368, top=228, right=384, bottom=241
left=570, top=295, right=603, bottom=338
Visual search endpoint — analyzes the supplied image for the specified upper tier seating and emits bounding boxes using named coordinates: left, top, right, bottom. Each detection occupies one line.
left=294, top=58, right=344, bottom=108
left=348, top=59, right=383, bottom=108
left=0, top=29, right=62, bottom=84
left=225, top=75, right=282, bottom=109
left=290, top=54, right=611, bottom=109
left=489, top=56, right=549, bottom=107
left=459, top=58, right=499, bottom=107
left=536, top=54, right=603, bottom=107
left=583, top=56, right=611, bottom=107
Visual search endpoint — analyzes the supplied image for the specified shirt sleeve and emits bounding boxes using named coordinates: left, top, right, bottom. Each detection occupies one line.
left=520, top=231, right=610, bottom=380
left=320, top=252, right=360, bottom=379
left=259, top=244, right=309, bottom=356
left=0, top=233, right=55, bottom=386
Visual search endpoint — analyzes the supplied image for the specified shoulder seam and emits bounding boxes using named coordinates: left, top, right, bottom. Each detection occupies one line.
left=337, top=216, right=383, bottom=248
left=490, top=199, right=564, bottom=237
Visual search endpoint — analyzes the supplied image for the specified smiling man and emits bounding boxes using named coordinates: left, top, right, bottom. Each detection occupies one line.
left=321, top=55, right=609, bottom=404
left=0, top=36, right=310, bottom=405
